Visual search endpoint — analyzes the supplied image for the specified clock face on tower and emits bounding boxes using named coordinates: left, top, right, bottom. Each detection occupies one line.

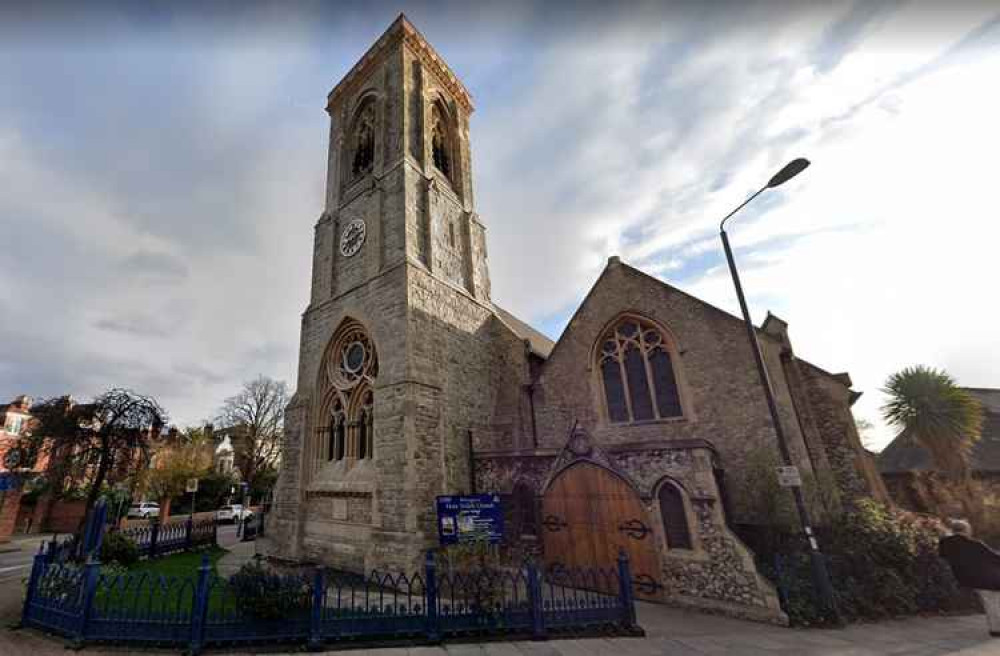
left=339, top=218, right=367, bottom=258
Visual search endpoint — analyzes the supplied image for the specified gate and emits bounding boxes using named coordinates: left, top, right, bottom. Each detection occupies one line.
left=541, top=462, right=663, bottom=601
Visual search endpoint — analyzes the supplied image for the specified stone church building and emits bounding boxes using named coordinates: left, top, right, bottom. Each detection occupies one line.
left=268, top=15, right=884, bottom=623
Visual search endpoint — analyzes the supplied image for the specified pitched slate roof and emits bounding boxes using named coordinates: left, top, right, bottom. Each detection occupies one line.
left=494, top=306, right=555, bottom=359
left=878, top=388, right=1000, bottom=474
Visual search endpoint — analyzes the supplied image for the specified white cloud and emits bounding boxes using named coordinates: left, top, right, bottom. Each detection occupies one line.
left=2, top=2, right=999, bottom=447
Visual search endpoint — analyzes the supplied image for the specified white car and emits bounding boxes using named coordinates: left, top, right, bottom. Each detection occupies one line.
left=216, top=504, right=254, bottom=523
left=127, top=502, right=160, bottom=519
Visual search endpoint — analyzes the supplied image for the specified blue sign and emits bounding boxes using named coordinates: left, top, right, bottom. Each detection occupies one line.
left=0, top=473, right=21, bottom=492
left=436, top=493, right=504, bottom=546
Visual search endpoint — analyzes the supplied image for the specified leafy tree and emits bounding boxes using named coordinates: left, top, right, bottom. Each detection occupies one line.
left=144, top=426, right=214, bottom=517
left=216, top=376, right=287, bottom=494
left=881, top=366, right=983, bottom=480
left=16, top=389, right=167, bottom=532
left=196, top=470, right=239, bottom=511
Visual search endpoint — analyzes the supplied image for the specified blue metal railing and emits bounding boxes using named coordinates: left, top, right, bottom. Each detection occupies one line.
left=21, top=547, right=639, bottom=654
left=119, top=517, right=217, bottom=559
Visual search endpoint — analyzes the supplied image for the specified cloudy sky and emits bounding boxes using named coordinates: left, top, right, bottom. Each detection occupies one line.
left=2, top=1, right=999, bottom=448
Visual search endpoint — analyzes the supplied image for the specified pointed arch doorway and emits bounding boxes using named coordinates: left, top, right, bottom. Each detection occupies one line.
left=541, top=462, right=663, bottom=601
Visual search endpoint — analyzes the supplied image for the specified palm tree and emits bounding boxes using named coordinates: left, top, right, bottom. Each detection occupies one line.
left=881, top=366, right=983, bottom=480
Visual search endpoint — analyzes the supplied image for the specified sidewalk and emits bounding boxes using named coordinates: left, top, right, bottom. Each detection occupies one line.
left=0, top=533, right=54, bottom=554
left=0, top=602, right=993, bottom=655
left=216, top=535, right=257, bottom=576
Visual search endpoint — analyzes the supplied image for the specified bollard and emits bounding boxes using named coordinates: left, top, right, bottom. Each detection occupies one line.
left=188, top=553, right=212, bottom=656
left=526, top=559, right=547, bottom=640
left=308, top=567, right=325, bottom=650
left=616, top=549, right=636, bottom=630
left=74, top=555, right=101, bottom=648
left=424, top=551, right=441, bottom=642
left=149, top=520, right=160, bottom=559
left=19, top=547, right=47, bottom=628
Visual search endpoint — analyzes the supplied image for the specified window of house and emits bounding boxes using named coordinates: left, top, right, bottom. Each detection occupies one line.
left=597, top=317, right=684, bottom=423
left=658, top=482, right=693, bottom=550
left=448, top=222, right=456, bottom=248
left=350, top=101, right=376, bottom=180
left=431, top=104, right=452, bottom=179
left=4, top=415, right=22, bottom=436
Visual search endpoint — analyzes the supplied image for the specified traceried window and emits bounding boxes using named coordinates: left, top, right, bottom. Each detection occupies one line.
left=319, top=320, right=378, bottom=464
left=658, top=481, right=693, bottom=550
left=350, top=100, right=376, bottom=180
left=356, top=389, right=373, bottom=460
left=328, top=398, right=346, bottom=461
left=430, top=103, right=452, bottom=179
left=507, top=483, right=538, bottom=538
left=598, top=316, right=683, bottom=423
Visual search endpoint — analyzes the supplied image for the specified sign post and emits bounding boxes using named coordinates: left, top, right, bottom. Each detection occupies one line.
left=186, top=478, right=199, bottom=519
left=435, top=494, right=504, bottom=546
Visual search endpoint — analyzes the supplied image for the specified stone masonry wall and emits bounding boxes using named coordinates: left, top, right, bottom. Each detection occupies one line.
left=800, top=363, right=887, bottom=503
left=531, top=259, right=816, bottom=517
left=473, top=444, right=786, bottom=624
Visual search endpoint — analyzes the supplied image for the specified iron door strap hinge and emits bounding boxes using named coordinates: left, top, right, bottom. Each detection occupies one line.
left=542, top=514, right=568, bottom=532
left=633, top=574, right=664, bottom=595
left=618, top=518, right=652, bottom=540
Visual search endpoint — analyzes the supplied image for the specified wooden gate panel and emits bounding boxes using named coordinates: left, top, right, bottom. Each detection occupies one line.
left=542, top=462, right=663, bottom=601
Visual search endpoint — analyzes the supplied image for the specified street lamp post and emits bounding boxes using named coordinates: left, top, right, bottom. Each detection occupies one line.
left=718, top=158, right=842, bottom=625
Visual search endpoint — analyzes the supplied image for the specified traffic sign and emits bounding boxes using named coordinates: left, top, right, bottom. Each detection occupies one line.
left=186, top=478, right=199, bottom=493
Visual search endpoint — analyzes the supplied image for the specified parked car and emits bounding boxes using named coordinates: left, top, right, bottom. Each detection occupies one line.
left=216, top=504, right=254, bottom=523
left=127, top=502, right=160, bottom=519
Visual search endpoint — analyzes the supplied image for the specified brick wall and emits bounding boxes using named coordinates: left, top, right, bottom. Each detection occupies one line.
left=0, top=488, right=23, bottom=542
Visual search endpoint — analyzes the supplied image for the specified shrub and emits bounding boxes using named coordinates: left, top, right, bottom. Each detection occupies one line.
left=100, top=531, right=140, bottom=567
left=434, top=538, right=511, bottom=619
left=228, top=558, right=310, bottom=620
left=757, top=500, right=976, bottom=626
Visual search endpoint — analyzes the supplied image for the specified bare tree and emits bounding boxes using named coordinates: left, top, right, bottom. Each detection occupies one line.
left=216, top=376, right=287, bottom=493
left=16, top=389, right=167, bottom=532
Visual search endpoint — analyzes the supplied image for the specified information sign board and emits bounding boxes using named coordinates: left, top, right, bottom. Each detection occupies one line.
left=436, top=493, right=503, bottom=545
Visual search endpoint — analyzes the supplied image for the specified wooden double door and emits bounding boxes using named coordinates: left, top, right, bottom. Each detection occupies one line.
left=541, top=462, right=663, bottom=600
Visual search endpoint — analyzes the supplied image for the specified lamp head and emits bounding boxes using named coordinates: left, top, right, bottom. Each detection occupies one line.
left=767, top=158, right=810, bottom=188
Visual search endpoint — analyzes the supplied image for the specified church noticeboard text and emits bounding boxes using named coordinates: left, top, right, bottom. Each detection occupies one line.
left=436, top=494, right=503, bottom=545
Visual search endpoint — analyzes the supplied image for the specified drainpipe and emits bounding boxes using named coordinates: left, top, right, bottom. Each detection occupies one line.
left=526, top=384, right=539, bottom=449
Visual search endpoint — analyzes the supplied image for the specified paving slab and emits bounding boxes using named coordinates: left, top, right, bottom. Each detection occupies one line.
left=0, top=587, right=996, bottom=656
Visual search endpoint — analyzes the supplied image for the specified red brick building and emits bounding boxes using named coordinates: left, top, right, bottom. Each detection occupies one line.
left=0, top=396, right=41, bottom=541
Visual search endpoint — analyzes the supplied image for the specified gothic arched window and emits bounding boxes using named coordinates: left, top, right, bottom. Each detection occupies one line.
left=356, top=388, right=373, bottom=460
left=328, top=398, right=346, bottom=461
left=350, top=100, right=376, bottom=180
left=658, top=481, right=693, bottom=550
left=597, top=316, right=684, bottom=423
left=319, top=319, right=379, bottom=465
left=505, top=482, right=538, bottom=539
left=430, top=103, right=452, bottom=179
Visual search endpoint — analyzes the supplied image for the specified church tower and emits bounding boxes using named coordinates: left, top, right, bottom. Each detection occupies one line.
left=269, top=15, right=495, bottom=572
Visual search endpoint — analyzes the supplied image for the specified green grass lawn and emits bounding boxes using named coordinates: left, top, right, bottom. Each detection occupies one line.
left=125, top=546, right=228, bottom=577
left=93, top=547, right=231, bottom=616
